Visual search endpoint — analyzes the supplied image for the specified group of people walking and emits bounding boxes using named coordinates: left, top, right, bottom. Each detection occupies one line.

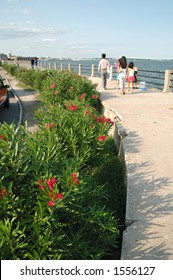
left=98, top=53, right=138, bottom=95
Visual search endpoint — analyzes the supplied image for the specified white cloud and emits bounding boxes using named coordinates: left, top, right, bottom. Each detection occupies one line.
left=19, top=9, right=31, bottom=15
left=3, top=0, right=19, bottom=3
left=0, top=23, right=69, bottom=40
left=42, top=39, right=58, bottom=42
left=5, top=8, right=31, bottom=15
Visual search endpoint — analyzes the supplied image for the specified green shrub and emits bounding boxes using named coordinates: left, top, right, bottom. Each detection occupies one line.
left=39, top=70, right=99, bottom=107
left=0, top=67, right=126, bottom=260
left=2, top=63, right=18, bottom=76
left=0, top=124, right=119, bottom=259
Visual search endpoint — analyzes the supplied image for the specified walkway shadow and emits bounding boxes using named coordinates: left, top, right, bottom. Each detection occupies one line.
left=100, top=91, right=120, bottom=101
left=127, top=159, right=173, bottom=219
left=121, top=128, right=173, bottom=259
left=122, top=130, right=142, bottom=154
left=122, top=219, right=173, bottom=259
left=122, top=161, right=173, bottom=259
left=123, top=129, right=173, bottom=220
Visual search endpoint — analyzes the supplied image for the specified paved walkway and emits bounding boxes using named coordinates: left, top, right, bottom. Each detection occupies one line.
left=1, top=70, right=40, bottom=132
left=90, top=77, right=173, bottom=260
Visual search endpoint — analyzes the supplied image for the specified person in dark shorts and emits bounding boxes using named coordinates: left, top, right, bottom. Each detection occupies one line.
left=133, top=66, right=139, bottom=88
left=31, top=59, right=35, bottom=68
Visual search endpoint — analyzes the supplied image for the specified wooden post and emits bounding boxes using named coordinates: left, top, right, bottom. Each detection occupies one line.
left=163, top=70, right=172, bottom=93
left=60, top=63, right=63, bottom=71
left=68, top=64, right=71, bottom=71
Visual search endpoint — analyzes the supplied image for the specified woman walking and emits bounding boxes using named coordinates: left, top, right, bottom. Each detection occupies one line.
left=118, top=56, right=127, bottom=95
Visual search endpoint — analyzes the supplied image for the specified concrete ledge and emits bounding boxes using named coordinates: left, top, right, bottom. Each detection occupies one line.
left=100, top=99, right=126, bottom=162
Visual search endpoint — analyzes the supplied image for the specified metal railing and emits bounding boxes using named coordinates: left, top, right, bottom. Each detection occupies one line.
left=2, top=59, right=173, bottom=89
left=137, top=69, right=165, bottom=90
left=170, top=72, right=173, bottom=89
left=29, top=60, right=173, bottom=93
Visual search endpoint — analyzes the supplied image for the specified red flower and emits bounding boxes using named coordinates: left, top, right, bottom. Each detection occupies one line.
left=94, top=115, right=114, bottom=125
left=70, top=105, right=77, bottom=111
left=50, top=82, right=55, bottom=89
left=57, top=193, right=63, bottom=200
left=104, top=118, right=114, bottom=125
left=98, top=135, right=106, bottom=141
left=0, top=135, right=5, bottom=140
left=45, top=123, right=55, bottom=130
left=85, top=110, right=90, bottom=115
left=54, top=91, right=59, bottom=95
left=39, top=185, right=44, bottom=191
left=0, top=188, right=9, bottom=199
left=48, top=191, right=63, bottom=201
left=37, top=179, right=44, bottom=191
left=47, top=201, right=55, bottom=207
left=79, top=93, right=86, bottom=100
left=92, top=94, right=98, bottom=99
left=46, top=178, right=57, bottom=191
left=70, top=173, right=80, bottom=185
left=95, top=115, right=105, bottom=123
left=51, top=178, right=57, bottom=185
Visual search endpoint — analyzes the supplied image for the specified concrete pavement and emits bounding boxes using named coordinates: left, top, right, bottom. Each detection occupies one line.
left=90, top=77, right=173, bottom=260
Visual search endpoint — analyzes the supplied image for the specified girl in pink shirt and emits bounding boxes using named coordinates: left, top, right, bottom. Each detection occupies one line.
left=127, top=62, right=135, bottom=93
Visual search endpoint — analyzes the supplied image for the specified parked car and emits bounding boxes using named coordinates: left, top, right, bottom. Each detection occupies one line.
left=0, top=76, right=10, bottom=108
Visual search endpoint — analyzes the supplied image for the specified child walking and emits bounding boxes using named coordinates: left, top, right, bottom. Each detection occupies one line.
left=127, top=62, right=135, bottom=93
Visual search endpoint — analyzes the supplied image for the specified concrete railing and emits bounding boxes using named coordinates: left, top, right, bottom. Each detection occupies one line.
left=163, top=70, right=173, bottom=93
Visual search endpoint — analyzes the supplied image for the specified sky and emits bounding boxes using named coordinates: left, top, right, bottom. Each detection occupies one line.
left=0, top=0, right=173, bottom=59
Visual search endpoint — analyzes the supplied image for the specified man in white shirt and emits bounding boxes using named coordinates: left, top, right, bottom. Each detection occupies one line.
left=98, top=53, right=110, bottom=90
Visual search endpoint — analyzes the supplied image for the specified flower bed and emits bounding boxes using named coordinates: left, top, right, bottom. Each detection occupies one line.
left=0, top=66, right=126, bottom=260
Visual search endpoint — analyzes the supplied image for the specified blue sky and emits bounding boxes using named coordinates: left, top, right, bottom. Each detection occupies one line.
left=0, top=0, right=173, bottom=59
